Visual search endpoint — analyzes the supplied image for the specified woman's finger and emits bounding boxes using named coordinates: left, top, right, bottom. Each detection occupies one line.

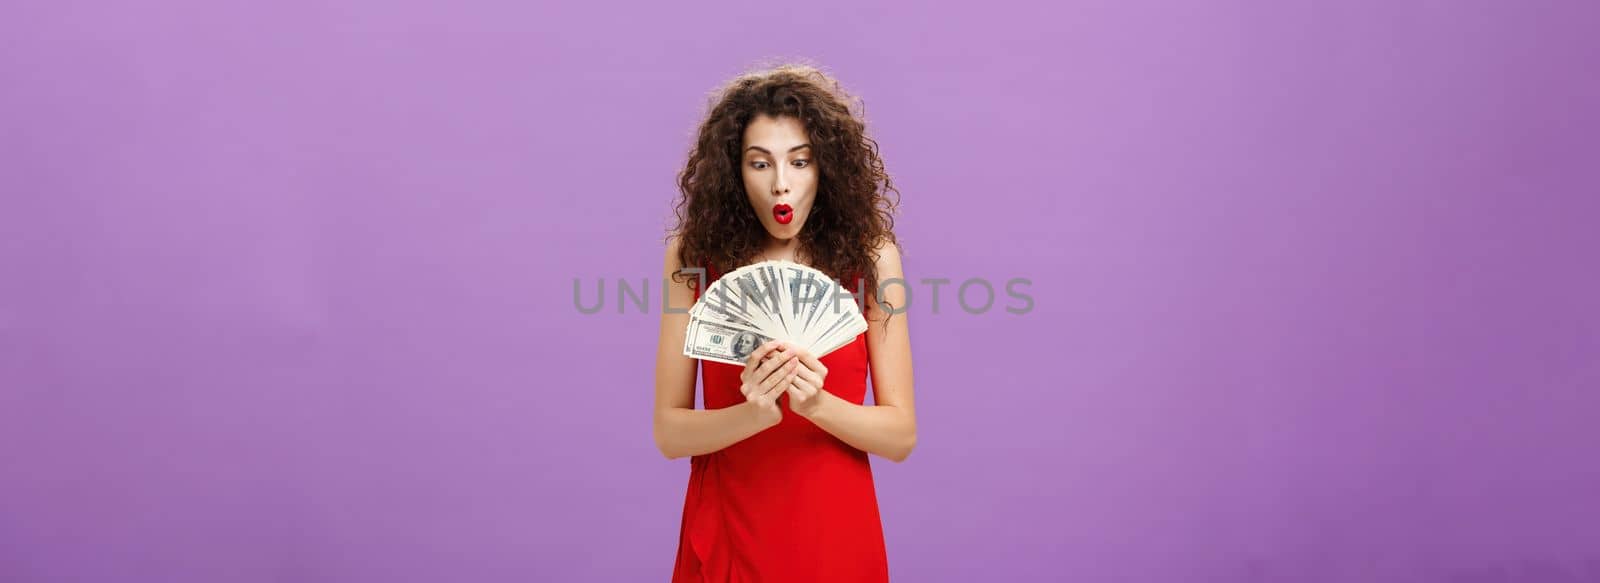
left=763, top=366, right=800, bottom=401
left=759, top=354, right=797, bottom=385
left=796, top=351, right=828, bottom=377
left=760, top=358, right=799, bottom=393
left=765, top=375, right=796, bottom=405
left=750, top=351, right=792, bottom=385
left=742, top=341, right=785, bottom=375
left=789, top=375, right=818, bottom=401
left=794, top=365, right=824, bottom=391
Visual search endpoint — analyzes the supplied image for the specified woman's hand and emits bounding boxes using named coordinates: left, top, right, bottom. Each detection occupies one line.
left=740, top=341, right=800, bottom=427
left=783, top=344, right=830, bottom=419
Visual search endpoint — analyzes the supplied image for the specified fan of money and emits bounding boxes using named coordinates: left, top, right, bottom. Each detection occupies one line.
left=683, top=260, right=869, bottom=366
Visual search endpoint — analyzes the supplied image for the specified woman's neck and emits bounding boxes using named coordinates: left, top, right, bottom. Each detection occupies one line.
left=757, top=237, right=804, bottom=263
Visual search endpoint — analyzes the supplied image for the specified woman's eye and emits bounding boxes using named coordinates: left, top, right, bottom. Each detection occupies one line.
left=792, top=159, right=810, bottom=168
left=750, top=161, right=768, bottom=169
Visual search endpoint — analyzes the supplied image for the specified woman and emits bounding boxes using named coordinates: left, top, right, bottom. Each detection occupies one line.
left=653, top=63, right=918, bottom=582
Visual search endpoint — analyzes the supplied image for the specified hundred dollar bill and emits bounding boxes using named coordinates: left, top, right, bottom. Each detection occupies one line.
left=693, top=284, right=771, bottom=335
left=682, top=259, right=870, bottom=363
left=683, top=319, right=776, bottom=367
left=708, top=265, right=777, bottom=339
left=783, top=265, right=834, bottom=347
left=730, top=265, right=785, bottom=336
left=806, top=293, right=863, bottom=351
left=692, top=293, right=774, bottom=337
left=814, top=316, right=869, bottom=356
left=754, top=262, right=791, bottom=339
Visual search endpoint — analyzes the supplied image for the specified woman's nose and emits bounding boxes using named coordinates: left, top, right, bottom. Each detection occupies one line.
left=773, top=167, right=791, bottom=196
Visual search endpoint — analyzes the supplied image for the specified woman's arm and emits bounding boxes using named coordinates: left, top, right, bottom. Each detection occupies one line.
left=788, top=242, right=918, bottom=462
left=653, top=237, right=780, bottom=459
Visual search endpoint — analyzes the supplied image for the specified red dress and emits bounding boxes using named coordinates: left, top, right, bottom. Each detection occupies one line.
left=672, top=265, right=890, bottom=582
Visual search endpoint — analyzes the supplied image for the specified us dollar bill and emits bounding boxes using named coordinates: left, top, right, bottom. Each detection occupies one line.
left=783, top=265, right=834, bottom=347
left=682, top=260, right=869, bottom=363
left=683, top=319, right=775, bottom=367
left=693, top=284, right=770, bottom=334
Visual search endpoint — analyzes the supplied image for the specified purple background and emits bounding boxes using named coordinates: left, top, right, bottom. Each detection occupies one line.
left=3, top=1, right=1597, bottom=581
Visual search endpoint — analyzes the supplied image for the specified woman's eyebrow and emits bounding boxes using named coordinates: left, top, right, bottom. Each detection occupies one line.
left=744, top=144, right=813, bottom=155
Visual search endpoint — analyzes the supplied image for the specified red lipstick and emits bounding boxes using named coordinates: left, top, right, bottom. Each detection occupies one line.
left=773, top=204, right=793, bottom=225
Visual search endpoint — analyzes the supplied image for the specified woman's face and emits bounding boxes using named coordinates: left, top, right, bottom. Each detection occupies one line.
left=741, top=113, right=818, bottom=243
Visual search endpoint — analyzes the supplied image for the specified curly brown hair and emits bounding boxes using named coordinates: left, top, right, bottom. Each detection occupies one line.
left=668, top=62, right=900, bottom=299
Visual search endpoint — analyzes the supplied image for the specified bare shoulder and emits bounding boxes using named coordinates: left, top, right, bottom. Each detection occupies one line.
left=663, top=233, right=683, bottom=269
left=872, top=237, right=904, bottom=281
left=663, top=233, right=704, bottom=298
left=865, top=238, right=906, bottom=319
